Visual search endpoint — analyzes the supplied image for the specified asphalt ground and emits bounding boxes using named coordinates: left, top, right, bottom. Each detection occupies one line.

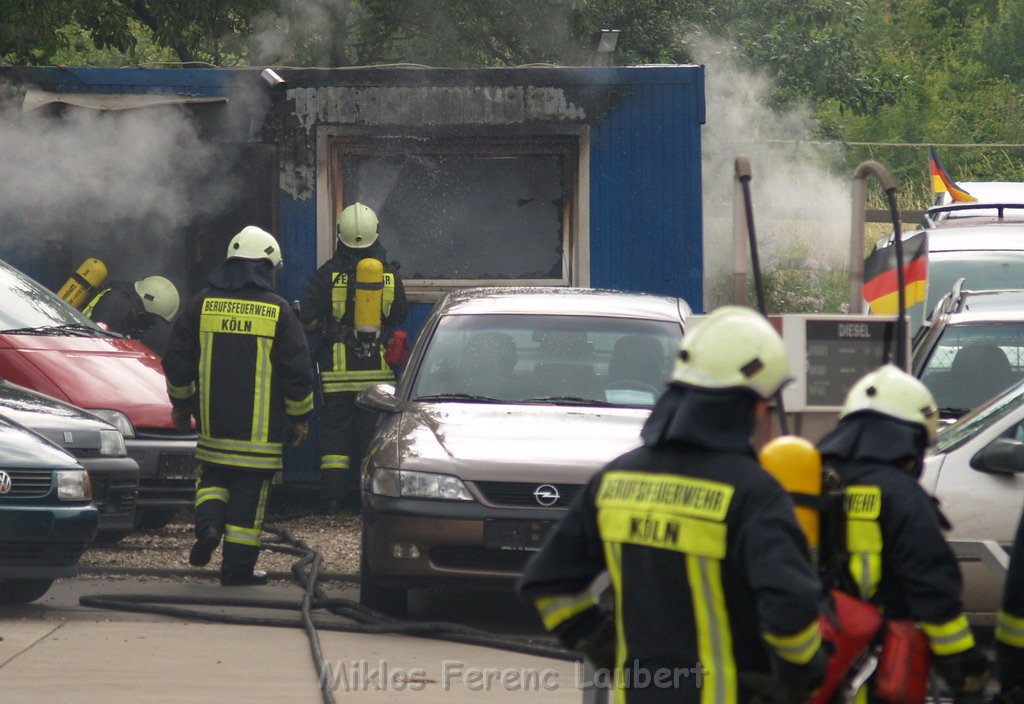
left=0, top=575, right=584, bottom=703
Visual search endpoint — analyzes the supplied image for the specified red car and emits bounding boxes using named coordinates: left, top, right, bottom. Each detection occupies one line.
left=0, top=257, right=195, bottom=529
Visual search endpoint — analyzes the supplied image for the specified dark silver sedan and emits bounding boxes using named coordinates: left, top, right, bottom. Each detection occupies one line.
left=356, top=287, right=691, bottom=615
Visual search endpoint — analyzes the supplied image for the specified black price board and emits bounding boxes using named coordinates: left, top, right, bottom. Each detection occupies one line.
left=804, top=319, right=901, bottom=408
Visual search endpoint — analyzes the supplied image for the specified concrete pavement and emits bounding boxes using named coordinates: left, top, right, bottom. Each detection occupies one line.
left=0, top=578, right=583, bottom=703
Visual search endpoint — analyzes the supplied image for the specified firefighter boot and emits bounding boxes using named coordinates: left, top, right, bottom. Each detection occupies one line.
left=189, top=526, right=221, bottom=567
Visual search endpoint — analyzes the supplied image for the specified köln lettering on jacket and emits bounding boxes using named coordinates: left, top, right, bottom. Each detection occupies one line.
left=595, top=471, right=734, bottom=558
left=199, top=297, right=280, bottom=338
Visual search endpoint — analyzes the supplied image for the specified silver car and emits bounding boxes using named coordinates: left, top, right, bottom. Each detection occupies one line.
left=355, top=287, right=690, bottom=615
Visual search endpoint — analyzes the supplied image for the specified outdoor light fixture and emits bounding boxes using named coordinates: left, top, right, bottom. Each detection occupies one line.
left=591, top=30, right=621, bottom=66
left=594, top=29, right=621, bottom=54
left=261, top=68, right=286, bottom=90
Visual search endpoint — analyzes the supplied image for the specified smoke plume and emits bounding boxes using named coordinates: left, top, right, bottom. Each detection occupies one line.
left=692, top=36, right=852, bottom=312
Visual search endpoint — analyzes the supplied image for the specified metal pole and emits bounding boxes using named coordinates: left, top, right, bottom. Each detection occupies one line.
left=732, top=176, right=749, bottom=305
left=735, top=157, right=790, bottom=435
left=852, top=161, right=907, bottom=370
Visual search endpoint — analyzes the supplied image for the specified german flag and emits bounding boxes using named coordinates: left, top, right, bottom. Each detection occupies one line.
left=862, top=232, right=928, bottom=315
left=929, top=146, right=977, bottom=203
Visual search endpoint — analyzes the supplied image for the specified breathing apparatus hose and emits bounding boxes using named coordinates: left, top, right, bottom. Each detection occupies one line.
left=78, top=524, right=578, bottom=704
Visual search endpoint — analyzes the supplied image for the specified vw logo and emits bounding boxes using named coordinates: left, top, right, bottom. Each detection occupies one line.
left=533, top=484, right=560, bottom=507
left=0, top=471, right=11, bottom=495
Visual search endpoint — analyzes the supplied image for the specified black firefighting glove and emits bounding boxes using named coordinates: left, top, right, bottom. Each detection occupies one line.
left=554, top=606, right=616, bottom=671
left=997, top=642, right=1024, bottom=692
left=933, top=646, right=990, bottom=704
left=171, top=404, right=193, bottom=433
left=288, top=419, right=309, bottom=448
left=993, top=690, right=1024, bottom=704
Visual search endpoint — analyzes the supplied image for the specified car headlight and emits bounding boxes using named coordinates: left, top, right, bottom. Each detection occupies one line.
left=371, top=468, right=473, bottom=501
left=57, top=470, right=92, bottom=501
left=88, top=410, right=135, bottom=439
left=98, top=429, right=127, bottom=456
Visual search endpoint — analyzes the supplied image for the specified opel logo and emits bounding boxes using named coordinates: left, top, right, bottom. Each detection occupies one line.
left=533, top=484, right=560, bottom=507
left=0, top=471, right=11, bottom=495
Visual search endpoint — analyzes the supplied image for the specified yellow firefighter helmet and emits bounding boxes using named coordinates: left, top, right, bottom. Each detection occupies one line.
left=840, top=364, right=940, bottom=444
left=134, top=276, right=180, bottom=322
left=337, top=203, right=380, bottom=249
left=671, top=306, right=791, bottom=400
left=226, top=226, right=282, bottom=268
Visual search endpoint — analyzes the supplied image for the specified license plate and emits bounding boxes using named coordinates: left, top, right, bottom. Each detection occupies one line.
left=483, top=519, right=555, bottom=552
left=158, top=453, right=195, bottom=481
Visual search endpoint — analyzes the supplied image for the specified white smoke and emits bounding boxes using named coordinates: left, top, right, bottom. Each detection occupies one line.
left=249, top=0, right=364, bottom=67
left=691, top=36, right=852, bottom=311
left=0, top=92, right=241, bottom=290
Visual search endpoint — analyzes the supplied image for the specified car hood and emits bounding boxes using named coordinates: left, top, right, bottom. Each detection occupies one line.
left=0, top=416, right=81, bottom=469
left=0, top=334, right=172, bottom=429
left=0, top=380, right=115, bottom=452
left=375, top=402, right=650, bottom=484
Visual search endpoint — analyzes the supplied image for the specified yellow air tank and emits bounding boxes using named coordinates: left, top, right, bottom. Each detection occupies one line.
left=353, top=257, right=384, bottom=339
left=758, top=435, right=822, bottom=550
left=57, top=258, right=107, bottom=309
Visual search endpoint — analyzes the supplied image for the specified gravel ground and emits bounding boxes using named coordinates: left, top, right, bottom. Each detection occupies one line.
left=80, top=510, right=363, bottom=581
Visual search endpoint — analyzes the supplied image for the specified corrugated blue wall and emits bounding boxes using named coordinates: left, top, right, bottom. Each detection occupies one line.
left=589, top=70, right=704, bottom=311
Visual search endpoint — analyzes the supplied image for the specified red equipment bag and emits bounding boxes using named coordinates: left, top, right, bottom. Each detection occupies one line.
left=811, top=589, right=884, bottom=704
left=872, top=620, right=930, bottom=704
left=385, top=329, right=409, bottom=367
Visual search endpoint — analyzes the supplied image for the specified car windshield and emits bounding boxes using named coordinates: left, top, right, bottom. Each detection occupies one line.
left=929, top=252, right=1024, bottom=313
left=936, top=377, right=1024, bottom=453
left=920, top=322, right=1024, bottom=417
left=0, top=259, right=102, bottom=333
left=410, top=313, right=682, bottom=407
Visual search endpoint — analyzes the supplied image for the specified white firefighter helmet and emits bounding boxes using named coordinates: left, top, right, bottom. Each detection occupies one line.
left=226, top=226, right=282, bottom=268
left=670, top=305, right=791, bottom=400
left=337, top=203, right=380, bottom=249
left=840, top=364, right=940, bottom=444
left=133, top=276, right=180, bottom=322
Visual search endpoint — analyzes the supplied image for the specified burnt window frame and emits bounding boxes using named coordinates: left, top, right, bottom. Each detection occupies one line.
left=316, top=128, right=588, bottom=303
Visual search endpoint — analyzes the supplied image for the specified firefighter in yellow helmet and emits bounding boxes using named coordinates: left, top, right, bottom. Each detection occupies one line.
left=162, top=226, right=313, bottom=586
left=83, top=275, right=180, bottom=355
left=300, top=203, right=408, bottom=512
left=517, top=306, right=826, bottom=704
left=817, top=365, right=989, bottom=702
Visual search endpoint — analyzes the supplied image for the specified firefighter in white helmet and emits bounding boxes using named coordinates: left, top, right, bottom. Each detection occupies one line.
left=817, top=365, right=989, bottom=702
left=163, top=225, right=313, bottom=586
left=518, top=306, right=826, bottom=704
left=300, top=203, right=408, bottom=512
left=83, top=275, right=180, bottom=355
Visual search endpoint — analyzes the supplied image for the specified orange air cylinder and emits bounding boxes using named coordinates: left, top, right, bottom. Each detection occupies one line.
left=758, top=435, right=822, bottom=549
left=57, top=258, right=108, bottom=309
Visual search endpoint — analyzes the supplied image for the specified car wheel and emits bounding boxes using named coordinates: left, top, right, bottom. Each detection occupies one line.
left=92, top=528, right=133, bottom=545
left=359, top=534, right=408, bottom=618
left=0, top=579, right=55, bottom=606
left=134, top=508, right=179, bottom=530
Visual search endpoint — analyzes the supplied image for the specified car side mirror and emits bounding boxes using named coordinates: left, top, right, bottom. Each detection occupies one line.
left=355, top=384, right=405, bottom=413
left=970, top=438, right=1024, bottom=474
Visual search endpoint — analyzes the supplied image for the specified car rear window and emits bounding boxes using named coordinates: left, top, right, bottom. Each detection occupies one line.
left=920, top=322, right=1024, bottom=415
left=929, top=252, right=1024, bottom=313
left=410, top=313, right=682, bottom=407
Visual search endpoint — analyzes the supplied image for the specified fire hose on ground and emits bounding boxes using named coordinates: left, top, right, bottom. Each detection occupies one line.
left=78, top=523, right=579, bottom=704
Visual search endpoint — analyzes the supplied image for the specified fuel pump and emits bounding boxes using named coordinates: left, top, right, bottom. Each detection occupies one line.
left=352, top=257, right=384, bottom=358
left=57, top=258, right=107, bottom=309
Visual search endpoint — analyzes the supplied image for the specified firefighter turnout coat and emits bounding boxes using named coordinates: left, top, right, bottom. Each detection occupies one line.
left=818, top=415, right=977, bottom=661
left=300, top=241, right=408, bottom=394
left=162, top=287, right=314, bottom=470
left=997, top=508, right=1024, bottom=690
left=518, top=427, right=825, bottom=702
